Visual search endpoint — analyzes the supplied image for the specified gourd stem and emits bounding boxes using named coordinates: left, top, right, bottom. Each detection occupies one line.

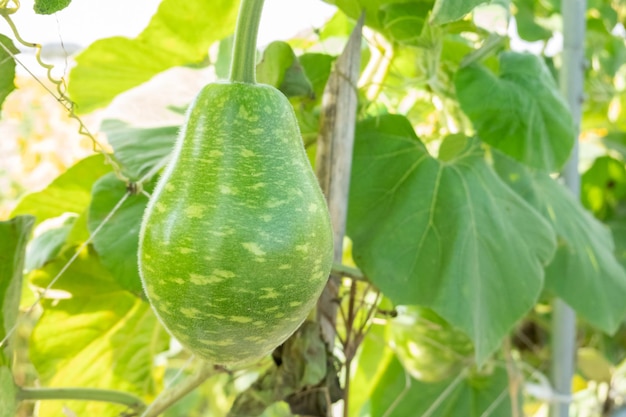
left=229, top=0, right=265, bottom=84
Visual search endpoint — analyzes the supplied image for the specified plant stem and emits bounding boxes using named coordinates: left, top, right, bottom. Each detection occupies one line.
left=459, top=34, right=504, bottom=68
left=343, top=280, right=358, bottom=417
left=229, top=0, right=265, bottom=84
left=358, top=28, right=393, bottom=103
left=503, top=338, right=521, bottom=417
left=140, top=361, right=214, bottom=417
left=17, top=387, right=146, bottom=411
left=331, top=263, right=365, bottom=281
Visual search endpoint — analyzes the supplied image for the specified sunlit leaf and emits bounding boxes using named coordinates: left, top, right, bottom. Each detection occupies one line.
left=371, top=361, right=513, bottom=416
left=68, top=0, right=240, bottom=113
left=257, top=41, right=314, bottom=98
left=30, top=246, right=168, bottom=417
left=577, top=347, right=613, bottom=383
left=582, top=75, right=620, bottom=131
left=379, top=3, right=430, bottom=45
left=0, top=216, right=35, bottom=365
left=348, top=116, right=556, bottom=363
left=65, top=209, right=90, bottom=247
left=602, top=131, right=626, bottom=158
left=387, top=306, right=473, bottom=382
left=431, top=0, right=489, bottom=25
left=259, top=403, right=293, bottom=417
left=596, top=3, right=618, bottom=31
left=319, top=10, right=356, bottom=39
left=100, top=120, right=178, bottom=182
left=25, top=218, right=75, bottom=273
left=88, top=173, right=155, bottom=296
left=587, top=18, right=626, bottom=78
left=257, top=41, right=295, bottom=87
left=323, top=0, right=434, bottom=32
left=354, top=327, right=515, bottom=417
left=290, top=53, right=336, bottom=144
left=610, top=218, right=626, bottom=270
left=215, top=35, right=234, bottom=80
left=0, top=367, right=17, bottom=417
left=33, top=0, right=71, bottom=14
left=299, top=53, right=335, bottom=99
left=494, top=152, right=626, bottom=333
left=10, top=155, right=110, bottom=226
left=455, top=52, right=575, bottom=172
left=581, top=156, right=626, bottom=220
left=321, top=0, right=387, bottom=30
left=349, top=323, right=396, bottom=416
left=512, top=0, right=553, bottom=42
left=29, top=247, right=120, bottom=298
left=0, top=34, right=19, bottom=118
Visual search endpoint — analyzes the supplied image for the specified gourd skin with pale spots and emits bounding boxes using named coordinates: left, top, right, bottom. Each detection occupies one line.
left=138, top=82, right=334, bottom=366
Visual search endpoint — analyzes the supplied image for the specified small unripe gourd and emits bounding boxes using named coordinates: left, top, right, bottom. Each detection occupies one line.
left=138, top=82, right=333, bottom=366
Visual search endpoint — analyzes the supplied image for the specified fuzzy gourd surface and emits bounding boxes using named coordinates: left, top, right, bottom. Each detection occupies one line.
left=138, top=82, right=333, bottom=366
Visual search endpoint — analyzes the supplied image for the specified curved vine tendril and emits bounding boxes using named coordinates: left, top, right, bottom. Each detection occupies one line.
left=0, top=2, right=130, bottom=184
left=0, top=0, right=19, bottom=15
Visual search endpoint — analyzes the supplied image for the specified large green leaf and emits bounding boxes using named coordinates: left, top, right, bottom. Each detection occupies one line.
left=354, top=326, right=515, bottom=417
left=100, top=119, right=178, bottom=181
left=29, top=246, right=168, bottom=417
left=0, top=216, right=35, bottom=365
left=0, top=366, right=18, bottom=417
left=431, top=0, right=489, bottom=25
left=494, top=153, right=626, bottom=333
left=347, top=115, right=556, bottom=364
left=88, top=173, right=155, bottom=296
left=11, top=155, right=110, bottom=225
left=0, top=34, right=19, bottom=118
left=68, top=0, right=240, bottom=113
left=455, top=52, right=575, bottom=172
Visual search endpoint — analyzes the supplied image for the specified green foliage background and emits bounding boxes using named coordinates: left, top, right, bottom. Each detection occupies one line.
left=3, top=0, right=626, bottom=416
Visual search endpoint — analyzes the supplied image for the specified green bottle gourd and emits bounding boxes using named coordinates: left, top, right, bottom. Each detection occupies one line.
left=138, top=1, right=333, bottom=367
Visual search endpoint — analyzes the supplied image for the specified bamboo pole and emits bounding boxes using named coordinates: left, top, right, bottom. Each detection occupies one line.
left=315, top=15, right=364, bottom=347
